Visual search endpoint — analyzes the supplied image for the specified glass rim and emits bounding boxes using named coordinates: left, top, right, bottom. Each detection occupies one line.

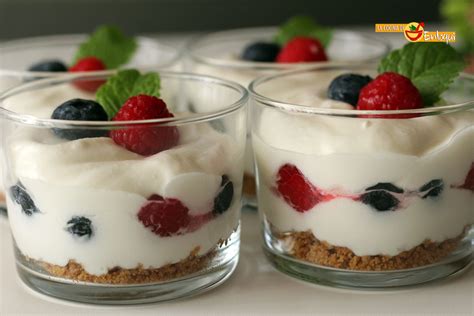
left=0, top=70, right=248, bottom=128
left=186, top=27, right=391, bottom=70
left=249, top=65, right=474, bottom=117
left=0, top=33, right=180, bottom=76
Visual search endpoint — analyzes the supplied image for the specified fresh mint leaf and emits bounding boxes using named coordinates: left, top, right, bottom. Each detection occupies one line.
left=73, top=25, right=137, bottom=69
left=378, top=43, right=465, bottom=105
left=275, top=15, right=332, bottom=47
left=96, top=69, right=161, bottom=118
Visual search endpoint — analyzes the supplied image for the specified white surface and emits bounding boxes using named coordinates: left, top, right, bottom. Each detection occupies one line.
left=1, top=29, right=473, bottom=315
left=1, top=210, right=473, bottom=315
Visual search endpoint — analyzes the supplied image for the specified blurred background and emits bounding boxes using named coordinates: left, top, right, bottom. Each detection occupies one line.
left=0, top=0, right=445, bottom=39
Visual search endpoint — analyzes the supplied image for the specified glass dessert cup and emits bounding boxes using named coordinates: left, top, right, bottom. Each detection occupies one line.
left=0, top=71, right=247, bottom=304
left=186, top=27, right=390, bottom=206
left=250, top=66, right=474, bottom=289
left=0, top=34, right=180, bottom=218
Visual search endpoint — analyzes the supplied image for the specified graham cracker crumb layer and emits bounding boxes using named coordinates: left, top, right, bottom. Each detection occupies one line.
left=243, top=173, right=256, bottom=197
left=36, top=246, right=216, bottom=285
left=278, top=228, right=469, bottom=271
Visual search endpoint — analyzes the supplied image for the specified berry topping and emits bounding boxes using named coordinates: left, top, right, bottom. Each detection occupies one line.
left=138, top=194, right=190, bottom=237
left=28, top=60, right=67, bottom=72
left=241, top=42, right=280, bottom=62
left=277, top=164, right=323, bottom=212
left=110, top=95, right=179, bottom=156
left=366, top=182, right=404, bottom=194
left=66, top=216, right=93, bottom=239
left=357, top=72, right=423, bottom=115
left=378, top=43, right=465, bottom=105
left=69, top=56, right=107, bottom=92
left=51, top=98, right=109, bottom=140
left=10, top=183, right=40, bottom=216
left=276, top=36, right=327, bottom=63
left=419, top=179, right=444, bottom=199
left=328, top=74, right=372, bottom=106
left=213, top=175, right=234, bottom=215
left=360, top=190, right=400, bottom=212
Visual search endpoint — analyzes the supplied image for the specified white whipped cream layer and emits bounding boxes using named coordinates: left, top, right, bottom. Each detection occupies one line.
left=252, top=71, right=474, bottom=257
left=4, top=84, right=243, bottom=275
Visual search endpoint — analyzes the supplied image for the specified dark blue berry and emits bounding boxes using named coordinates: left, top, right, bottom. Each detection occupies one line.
left=419, top=179, right=444, bottom=199
left=51, top=99, right=108, bottom=140
left=366, top=182, right=404, bottom=194
left=241, top=42, right=280, bottom=62
left=328, top=73, right=372, bottom=106
left=28, top=60, right=68, bottom=72
left=66, top=216, right=93, bottom=239
left=9, top=183, right=40, bottom=216
left=213, top=175, right=234, bottom=215
left=361, top=190, right=399, bottom=212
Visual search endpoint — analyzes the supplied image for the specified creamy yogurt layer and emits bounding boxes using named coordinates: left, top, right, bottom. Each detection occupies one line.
left=253, top=71, right=474, bottom=257
left=4, top=84, right=242, bottom=275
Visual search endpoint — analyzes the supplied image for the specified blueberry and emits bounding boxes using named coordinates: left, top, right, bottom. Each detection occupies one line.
left=361, top=190, right=399, bottom=212
left=328, top=73, right=373, bottom=106
left=66, top=216, right=93, bottom=239
left=366, top=182, right=404, bottom=194
left=51, top=99, right=109, bottom=140
left=241, top=42, right=280, bottom=62
left=9, top=183, right=40, bottom=216
left=419, top=179, right=444, bottom=199
left=213, top=175, right=234, bottom=215
left=28, top=60, right=68, bottom=72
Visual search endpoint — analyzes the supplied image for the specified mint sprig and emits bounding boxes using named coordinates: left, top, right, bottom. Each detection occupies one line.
left=275, top=16, right=332, bottom=47
left=378, top=43, right=465, bottom=105
left=73, top=25, right=137, bottom=69
left=96, top=69, right=161, bottom=118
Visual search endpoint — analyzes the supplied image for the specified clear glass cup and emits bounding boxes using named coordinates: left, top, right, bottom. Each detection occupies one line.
left=0, top=71, right=247, bottom=304
left=186, top=27, right=390, bottom=205
left=250, top=66, right=474, bottom=289
left=0, top=34, right=180, bottom=216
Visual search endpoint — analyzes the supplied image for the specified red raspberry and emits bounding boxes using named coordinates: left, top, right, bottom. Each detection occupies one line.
left=276, top=37, right=328, bottom=63
left=137, top=194, right=190, bottom=237
left=357, top=72, right=422, bottom=118
left=111, top=95, right=180, bottom=156
left=276, top=164, right=320, bottom=212
left=69, top=56, right=107, bottom=92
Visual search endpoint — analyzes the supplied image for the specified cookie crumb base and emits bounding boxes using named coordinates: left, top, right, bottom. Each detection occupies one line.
left=35, top=246, right=216, bottom=285
left=243, top=173, right=256, bottom=197
left=279, top=229, right=468, bottom=271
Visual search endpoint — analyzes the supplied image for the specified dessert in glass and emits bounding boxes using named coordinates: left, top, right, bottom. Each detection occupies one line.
left=186, top=16, right=390, bottom=205
left=0, top=26, right=179, bottom=216
left=0, top=69, right=247, bottom=304
left=250, top=43, right=473, bottom=288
